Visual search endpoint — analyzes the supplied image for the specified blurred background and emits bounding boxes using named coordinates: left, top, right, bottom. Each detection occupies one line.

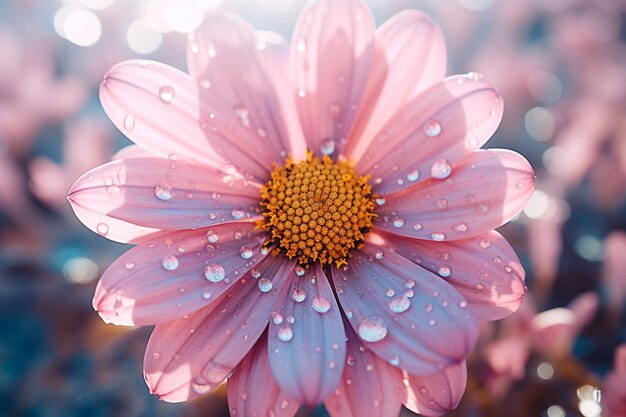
left=0, top=0, right=625, bottom=416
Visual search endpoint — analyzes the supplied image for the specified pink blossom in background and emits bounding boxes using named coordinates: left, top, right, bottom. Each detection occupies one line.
left=67, top=0, right=535, bottom=416
left=603, top=344, right=626, bottom=417
left=602, top=231, right=626, bottom=315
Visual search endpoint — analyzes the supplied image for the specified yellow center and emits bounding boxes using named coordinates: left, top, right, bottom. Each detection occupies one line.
left=258, top=152, right=376, bottom=267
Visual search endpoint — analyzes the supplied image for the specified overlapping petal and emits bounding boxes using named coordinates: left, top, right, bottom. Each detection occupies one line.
left=345, top=11, right=446, bottom=160
left=186, top=14, right=304, bottom=174
left=374, top=149, right=535, bottom=241
left=93, top=222, right=268, bottom=326
left=377, top=230, right=526, bottom=320
left=143, top=255, right=295, bottom=402
left=100, top=60, right=221, bottom=167
left=268, top=264, right=345, bottom=406
left=227, top=334, right=300, bottom=417
left=291, top=0, right=375, bottom=157
left=324, top=323, right=404, bottom=417
left=331, top=243, right=479, bottom=375
left=353, top=76, right=503, bottom=195
left=404, top=361, right=468, bottom=417
left=68, top=157, right=261, bottom=235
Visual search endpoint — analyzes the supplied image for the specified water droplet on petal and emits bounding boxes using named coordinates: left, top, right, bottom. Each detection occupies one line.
left=423, top=119, right=442, bottom=137
left=202, top=292, right=212, bottom=300
left=239, top=246, right=253, bottom=259
left=124, top=261, right=135, bottom=270
left=291, top=288, right=306, bottom=303
left=231, top=210, right=245, bottom=220
left=389, top=356, right=400, bottom=366
left=123, top=113, right=135, bottom=131
left=375, top=198, right=386, bottom=206
left=407, top=170, right=420, bottom=182
left=431, top=159, right=451, bottom=179
left=96, top=223, right=109, bottom=236
left=374, top=250, right=384, bottom=260
left=388, top=296, right=411, bottom=313
left=206, top=230, right=218, bottom=243
left=294, top=266, right=305, bottom=277
left=437, top=199, right=447, bottom=209
left=272, top=311, right=283, bottom=324
left=155, top=183, right=173, bottom=200
left=480, top=239, right=491, bottom=248
left=454, top=222, right=468, bottom=232
left=312, top=296, right=331, bottom=313
left=413, top=223, right=422, bottom=231
left=234, top=105, right=250, bottom=128
left=438, top=266, right=451, bottom=277
left=358, top=316, right=388, bottom=342
left=277, top=326, right=293, bottom=342
left=162, top=255, right=179, bottom=271
left=258, top=278, right=272, bottom=292
left=404, top=289, right=414, bottom=298
left=106, top=185, right=121, bottom=199
left=431, top=232, right=445, bottom=241
left=204, top=264, right=226, bottom=282
left=159, top=86, right=175, bottom=103
left=320, top=138, right=335, bottom=156
left=296, top=37, right=306, bottom=53
left=393, top=218, right=405, bottom=228
left=385, top=288, right=395, bottom=297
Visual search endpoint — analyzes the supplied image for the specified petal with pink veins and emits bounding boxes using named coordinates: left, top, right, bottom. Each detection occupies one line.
left=331, top=243, right=478, bottom=375
left=144, top=255, right=296, bottom=402
left=93, top=222, right=268, bottom=326
left=68, top=157, right=262, bottom=237
left=354, top=76, right=503, bottom=195
left=324, top=322, right=404, bottom=417
left=376, top=230, right=526, bottom=320
left=345, top=11, right=446, bottom=160
left=268, top=264, right=345, bottom=406
left=186, top=14, right=304, bottom=173
left=228, top=334, right=300, bottom=417
left=403, top=361, right=468, bottom=417
left=375, top=149, right=535, bottom=241
left=291, top=0, right=374, bottom=158
left=100, top=60, right=222, bottom=167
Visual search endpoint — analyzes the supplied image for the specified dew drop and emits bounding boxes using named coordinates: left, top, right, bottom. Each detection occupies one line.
left=162, top=255, right=179, bottom=271
left=504, top=265, right=513, bottom=273
left=106, top=185, right=121, bottom=199
left=96, top=222, right=109, bottom=236
left=392, top=218, right=405, bottom=228
left=431, top=159, right=451, bottom=179
left=159, top=86, right=175, bottom=104
left=277, top=326, right=293, bottom=342
left=407, top=170, right=420, bottom=182
left=256, top=127, right=267, bottom=138
left=312, top=296, right=331, bottom=313
left=476, top=283, right=485, bottom=290
left=375, top=198, right=386, bottom=206
left=437, top=199, right=448, bottom=209
left=204, top=264, right=226, bottom=282
left=459, top=300, right=468, bottom=308
left=478, top=204, right=489, bottom=213
left=404, top=289, right=414, bottom=298
left=202, top=292, right=212, bottom=300
left=296, top=37, right=306, bottom=53
left=154, top=183, right=173, bottom=200
left=438, top=266, right=451, bottom=277
left=358, top=316, right=388, bottom=342
left=231, top=209, right=245, bottom=220
left=291, top=288, right=306, bottom=303
left=258, top=278, right=272, bottom=293
left=454, top=222, right=468, bottom=232
left=250, top=269, right=261, bottom=279
left=374, top=250, right=384, bottom=260
left=389, top=356, right=400, bottom=366
left=423, top=119, right=442, bottom=137
left=320, top=138, right=335, bottom=156
left=234, top=105, right=250, bottom=128
left=123, top=113, right=135, bottom=131
left=124, top=261, right=134, bottom=270
left=480, top=239, right=491, bottom=249
left=431, top=232, right=445, bottom=241
left=413, top=223, right=423, bottom=231
left=206, top=230, right=218, bottom=243
left=385, top=288, right=395, bottom=297
left=240, top=246, right=253, bottom=259
left=272, top=311, right=283, bottom=324
left=294, top=266, right=305, bottom=277
left=388, top=296, right=411, bottom=313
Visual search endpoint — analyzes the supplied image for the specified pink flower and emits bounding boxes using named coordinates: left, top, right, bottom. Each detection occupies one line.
left=68, top=1, right=534, bottom=416
left=603, top=344, right=626, bottom=417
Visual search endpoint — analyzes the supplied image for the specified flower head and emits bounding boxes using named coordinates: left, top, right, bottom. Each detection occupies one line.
left=68, top=1, right=535, bottom=415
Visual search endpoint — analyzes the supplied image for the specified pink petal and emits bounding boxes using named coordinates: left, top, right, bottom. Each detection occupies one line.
left=331, top=243, right=479, bottom=375
left=375, top=149, right=535, bottom=241
left=345, top=11, right=446, bottom=161
left=144, top=255, right=296, bottom=402
left=228, top=334, right=300, bottom=417
left=268, top=264, right=345, bottom=406
left=602, top=231, right=626, bottom=313
left=376, top=230, right=526, bottom=320
left=291, top=0, right=374, bottom=158
left=68, top=157, right=261, bottom=235
left=403, top=361, right=467, bottom=417
left=532, top=291, right=600, bottom=357
left=354, top=76, right=504, bottom=196
left=485, top=335, right=531, bottom=379
left=324, top=323, right=404, bottom=417
left=100, top=60, right=221, bottom=167
left=186, top=14, right=304, bottom=172
left=93, top=222, right=268, bottom=326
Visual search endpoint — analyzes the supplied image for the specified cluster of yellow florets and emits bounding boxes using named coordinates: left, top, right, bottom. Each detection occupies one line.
left=258, top=152, right=375, bottom=267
